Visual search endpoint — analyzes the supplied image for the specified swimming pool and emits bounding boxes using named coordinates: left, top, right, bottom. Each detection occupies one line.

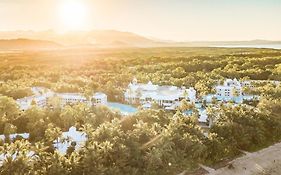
left=183, top=108, right=208, bottom=122
left=107, top=102, right=138, bottom=115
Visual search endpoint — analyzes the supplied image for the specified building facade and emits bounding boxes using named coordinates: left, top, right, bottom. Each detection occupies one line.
left=124, top=78, right=197, bottom=110
left=215, top=78, right=242, bottom=101
left=16, top=87, right=107, bottom=110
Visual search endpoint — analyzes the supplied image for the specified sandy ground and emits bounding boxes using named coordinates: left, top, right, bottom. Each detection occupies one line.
left=208, top=142, right=281, bottom=175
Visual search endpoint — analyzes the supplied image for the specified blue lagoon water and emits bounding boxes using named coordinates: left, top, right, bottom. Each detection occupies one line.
left=214, top=44, right=281, bottom=49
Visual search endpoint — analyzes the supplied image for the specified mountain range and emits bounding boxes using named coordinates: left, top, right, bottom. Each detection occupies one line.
left=0, top=30, right=281, bottom=50
left=0, top=39, right=61, bottom=50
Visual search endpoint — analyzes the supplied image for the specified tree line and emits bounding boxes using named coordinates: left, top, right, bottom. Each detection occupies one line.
left=0, top=47, right=281, bottom=174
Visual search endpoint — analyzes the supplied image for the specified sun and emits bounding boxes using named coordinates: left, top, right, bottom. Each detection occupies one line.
left=58, top=0, right=89, bottom=31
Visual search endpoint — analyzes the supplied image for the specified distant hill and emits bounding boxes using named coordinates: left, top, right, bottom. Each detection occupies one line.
left=0, top=39, right=61, bottom=50
left=178, top=40, right=281, bottom=47
left=0, top=30, right=280, bottom=48
left=0, top=30, right=159, bottom=48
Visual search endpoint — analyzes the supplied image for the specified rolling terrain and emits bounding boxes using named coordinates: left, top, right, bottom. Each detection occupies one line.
left=0, top=30, right=281, bottom=49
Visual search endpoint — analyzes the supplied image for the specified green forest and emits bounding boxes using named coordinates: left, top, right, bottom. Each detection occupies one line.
left=0, top=47, right=281, bottom=174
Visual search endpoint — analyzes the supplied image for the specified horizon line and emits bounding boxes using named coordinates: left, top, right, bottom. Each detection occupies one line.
left=0, top=29, right=281, bottom=42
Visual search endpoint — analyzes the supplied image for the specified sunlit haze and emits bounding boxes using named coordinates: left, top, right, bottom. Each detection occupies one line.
left=1, top=0, right=281, bottom=174
left=0, top=0, right=281, bottom=41
left=58, top=0, right=90, bottom=32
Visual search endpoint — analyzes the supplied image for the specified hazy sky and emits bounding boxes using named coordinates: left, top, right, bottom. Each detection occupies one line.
left=0, top=0, right=281, bottom=41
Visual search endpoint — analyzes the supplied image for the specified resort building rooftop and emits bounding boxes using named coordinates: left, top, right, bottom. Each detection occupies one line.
left=125, top=78, right=197, bottom=110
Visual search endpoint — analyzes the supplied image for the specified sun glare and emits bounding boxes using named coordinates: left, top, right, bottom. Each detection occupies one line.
left=58, top=0, right=89, bottom=31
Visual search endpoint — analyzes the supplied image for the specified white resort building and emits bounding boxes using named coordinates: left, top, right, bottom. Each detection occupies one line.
left=55, top=126, right=87, bottom=154
left=92, top=92, right=108, bottom=105
left=16, top=87, right=107, bottom=110
left=215, top=78, right=242, bottom=102
left=0, top=127, right=86, bottom=155
left=57, top=93, right=88, bottom=106
left=16, top=93, right=54, bottom=110
left=124, top=78, right=197, bottom=110
left=57, top=92, right=107, bottom=107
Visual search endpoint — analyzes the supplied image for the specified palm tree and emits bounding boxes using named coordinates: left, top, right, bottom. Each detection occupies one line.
left=3, top=123, right=17, bottom=143
left=206, top=106, right=220, bottom=127
left=83, top=88, right=94, bottom=105
left=44, top=124, right=62, bottom=148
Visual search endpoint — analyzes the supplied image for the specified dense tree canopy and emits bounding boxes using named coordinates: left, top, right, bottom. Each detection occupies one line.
left=0, top=47, right=281, bottom=174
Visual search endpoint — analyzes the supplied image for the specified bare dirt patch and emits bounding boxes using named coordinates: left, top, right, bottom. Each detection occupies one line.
left=208, top=142, right=281, bottom=175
